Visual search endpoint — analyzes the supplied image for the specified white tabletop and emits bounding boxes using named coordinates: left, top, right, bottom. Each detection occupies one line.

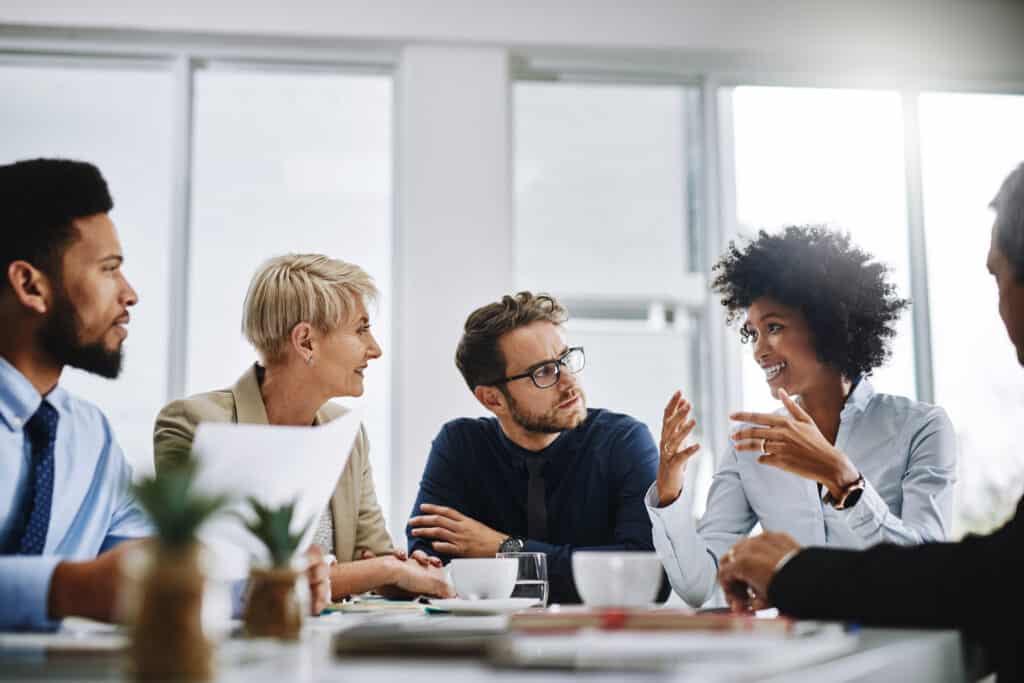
left=0, top=612, right=971, bottom=682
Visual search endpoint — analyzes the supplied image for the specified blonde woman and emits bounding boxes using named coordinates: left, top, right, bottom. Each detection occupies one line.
left=154, top=254, right=451, bottom=600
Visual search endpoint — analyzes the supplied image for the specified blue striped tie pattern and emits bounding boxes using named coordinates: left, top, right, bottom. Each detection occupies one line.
left=16, top=401, right=59, bottom=555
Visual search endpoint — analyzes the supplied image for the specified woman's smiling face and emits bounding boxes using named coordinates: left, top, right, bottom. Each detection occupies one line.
left=744, top=296, right=837, bottom=399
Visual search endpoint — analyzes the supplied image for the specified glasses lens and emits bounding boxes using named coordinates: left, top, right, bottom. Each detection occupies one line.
left=564, top=348, right=585, bottom=374
left=531, top=362, right=560, bottom=388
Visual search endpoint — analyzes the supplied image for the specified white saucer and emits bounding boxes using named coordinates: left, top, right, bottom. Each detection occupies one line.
left=426, top=597, right=540, bottom=615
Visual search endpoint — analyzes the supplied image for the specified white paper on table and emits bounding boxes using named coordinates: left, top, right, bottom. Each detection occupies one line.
left=0, top=618, right=126, bottom=652
left=490, top=625, right=856, bottom=673
left=190, top=403, right=363, bottom=581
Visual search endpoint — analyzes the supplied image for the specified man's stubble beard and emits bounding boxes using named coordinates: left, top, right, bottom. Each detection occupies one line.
left=38, top=285, right=124, bottom=379
left=504, top=386, right=587, bottom=435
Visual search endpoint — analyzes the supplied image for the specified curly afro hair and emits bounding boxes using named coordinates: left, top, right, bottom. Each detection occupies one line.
left=710, top=225, right=909, bottom=380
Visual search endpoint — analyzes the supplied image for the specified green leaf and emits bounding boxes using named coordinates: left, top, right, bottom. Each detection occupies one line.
left=133, top=458, right=229, bottom=547
left=240, top=497, right=312, bottom=568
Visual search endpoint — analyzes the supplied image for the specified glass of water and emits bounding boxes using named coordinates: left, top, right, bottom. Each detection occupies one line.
left=496, top=551, right=548, bottom=607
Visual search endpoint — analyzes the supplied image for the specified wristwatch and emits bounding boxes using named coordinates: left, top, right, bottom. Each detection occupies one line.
left=822, top=473, right=866, bottom=510
left=498, top=536, right=525, bottom=553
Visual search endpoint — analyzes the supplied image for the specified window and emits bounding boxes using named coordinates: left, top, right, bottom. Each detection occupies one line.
left=919, top=92, right=1024, bottom=535
left=515, top=80, right=711, bottom=510
left=0, top=59, right=175, bottom=477
left=187, top=66, right=394, bottom=516
left=727, top=86, right=916, bottom=414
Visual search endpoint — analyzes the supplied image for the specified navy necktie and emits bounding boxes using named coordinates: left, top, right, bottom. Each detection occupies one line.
left=12, top=401, right=59, bottom=555
left=525, top=457, right=548, bottom=542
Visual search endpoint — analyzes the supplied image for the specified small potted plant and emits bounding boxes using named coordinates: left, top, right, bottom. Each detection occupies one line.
left=240, top=497, right=312, bottom=640
left=127, top=459, right=229, bottom=681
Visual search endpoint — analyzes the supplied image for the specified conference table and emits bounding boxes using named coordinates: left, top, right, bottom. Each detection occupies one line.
left=0, top=607, right=981, bottom=682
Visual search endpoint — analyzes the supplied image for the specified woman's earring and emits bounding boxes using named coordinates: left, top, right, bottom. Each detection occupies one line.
left=305, top=355, right=314, bottom=366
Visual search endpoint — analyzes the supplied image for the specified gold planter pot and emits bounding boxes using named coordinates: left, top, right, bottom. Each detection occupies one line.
left=243, top=566, right=305, bottom=640
left=123, top=541, right=213, bottom=681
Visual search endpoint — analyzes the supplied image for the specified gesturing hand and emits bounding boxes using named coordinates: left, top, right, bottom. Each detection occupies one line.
left=730, top=388, right=859, bottom=499
left=655, top=390, right=701, bottom=507
left=717, top=532, right=801, bottom=614
left=408, top=503, right=506, bottom=558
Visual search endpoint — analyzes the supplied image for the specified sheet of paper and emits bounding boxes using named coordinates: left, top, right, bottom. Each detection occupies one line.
left=490, top=625, right=855, bottom=672
left=190, top=403, right=363, bottom=580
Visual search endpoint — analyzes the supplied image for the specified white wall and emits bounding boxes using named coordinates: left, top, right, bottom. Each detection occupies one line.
left=392, top=45, right=513, bottom=541
left=3, top=1, right=1024, bottom=78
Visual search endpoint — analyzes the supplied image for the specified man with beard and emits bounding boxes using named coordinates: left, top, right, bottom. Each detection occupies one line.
left=715, top=161, right=1024, bottom=680
left=407, top=292, right=667, bottom=604
left=0, top=158, right=149, bottom=629
left=0, top=159, right=331, bottom=630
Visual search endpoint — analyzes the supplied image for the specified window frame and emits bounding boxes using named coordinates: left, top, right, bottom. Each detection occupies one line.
left=6, top=25, right=1024, bottom=531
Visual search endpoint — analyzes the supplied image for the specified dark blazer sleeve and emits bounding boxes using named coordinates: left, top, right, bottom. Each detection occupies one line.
left=406, top=424, right=464, bottom=559
left=769, top=497, right=1024, bottom=676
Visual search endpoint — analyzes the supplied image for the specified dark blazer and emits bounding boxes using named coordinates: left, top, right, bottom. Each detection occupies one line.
left=769, top=496, right=1024, bottom=680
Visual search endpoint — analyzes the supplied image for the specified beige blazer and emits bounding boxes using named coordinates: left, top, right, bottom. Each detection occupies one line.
left=153, top=364, right=394, bottom=563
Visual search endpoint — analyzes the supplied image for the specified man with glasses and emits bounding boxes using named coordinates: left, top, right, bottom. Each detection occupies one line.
left=406, top=292, right=667, bottom=604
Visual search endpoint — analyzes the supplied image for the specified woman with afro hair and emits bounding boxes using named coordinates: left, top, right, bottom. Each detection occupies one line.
left=646, top=225, right=957, bottom=608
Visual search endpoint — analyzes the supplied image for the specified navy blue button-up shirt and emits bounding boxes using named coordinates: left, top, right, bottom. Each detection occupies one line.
left=407, top=408, right=668, bottom=604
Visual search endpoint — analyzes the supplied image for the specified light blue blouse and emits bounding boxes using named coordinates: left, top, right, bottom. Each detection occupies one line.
left=646, top=379, right=958, bottom=607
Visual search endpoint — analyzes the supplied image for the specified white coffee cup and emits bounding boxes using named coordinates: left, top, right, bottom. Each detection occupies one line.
left=448, top=558, right=518, bottom=600
left=571, top=551, right=663, bottom=606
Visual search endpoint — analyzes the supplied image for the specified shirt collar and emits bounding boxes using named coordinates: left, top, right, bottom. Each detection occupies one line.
left=0, top=355, right=44, bottom=432
left=496, top=409, right=593, bottom=464
left=841, top=376, right=875, bottom=417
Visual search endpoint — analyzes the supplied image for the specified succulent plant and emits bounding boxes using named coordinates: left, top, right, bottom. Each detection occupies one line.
left=133, top=458, right=230, bottom=548
left=241, top=498, right=312, bottom=568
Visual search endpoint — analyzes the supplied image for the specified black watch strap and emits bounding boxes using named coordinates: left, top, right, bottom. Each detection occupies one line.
left=499, top=536, right=525, bottom=553
left=822, top=473, right=866, bottom=510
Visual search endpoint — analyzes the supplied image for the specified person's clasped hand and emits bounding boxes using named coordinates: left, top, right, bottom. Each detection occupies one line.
left=408, top=503, right=506, bottom=557
left=717, top=532, right=801, bottom=614
left=360, top=547, right=443, bottom=568
left=303, top=546, right=332, bottom=615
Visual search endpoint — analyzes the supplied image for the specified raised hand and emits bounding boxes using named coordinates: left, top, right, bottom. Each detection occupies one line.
left=730, top=388, right=859, bottom=499
left=655, top=390, right=701, bottom=507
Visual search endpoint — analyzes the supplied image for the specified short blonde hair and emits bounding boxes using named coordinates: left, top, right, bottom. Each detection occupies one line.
left=242, top=253, right=378, bottom=363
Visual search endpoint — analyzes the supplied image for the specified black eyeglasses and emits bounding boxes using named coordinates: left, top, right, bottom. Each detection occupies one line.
left=491, top=347, right=585, bottom=389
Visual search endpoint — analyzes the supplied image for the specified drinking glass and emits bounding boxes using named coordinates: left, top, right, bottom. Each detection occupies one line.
left=496, top=551, right=548, bottom=607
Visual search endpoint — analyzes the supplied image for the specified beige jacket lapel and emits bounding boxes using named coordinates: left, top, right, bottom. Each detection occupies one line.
left=226, top=365, right=392, bottom=562
left=230, top=366, right=271, bottom=425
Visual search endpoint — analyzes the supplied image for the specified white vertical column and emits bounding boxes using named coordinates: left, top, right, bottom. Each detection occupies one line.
left=390, top=45, right=514, bottom=542
left=166, top=54, right=195, bottom=403
left=901, top=91, right=935, bottom=404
